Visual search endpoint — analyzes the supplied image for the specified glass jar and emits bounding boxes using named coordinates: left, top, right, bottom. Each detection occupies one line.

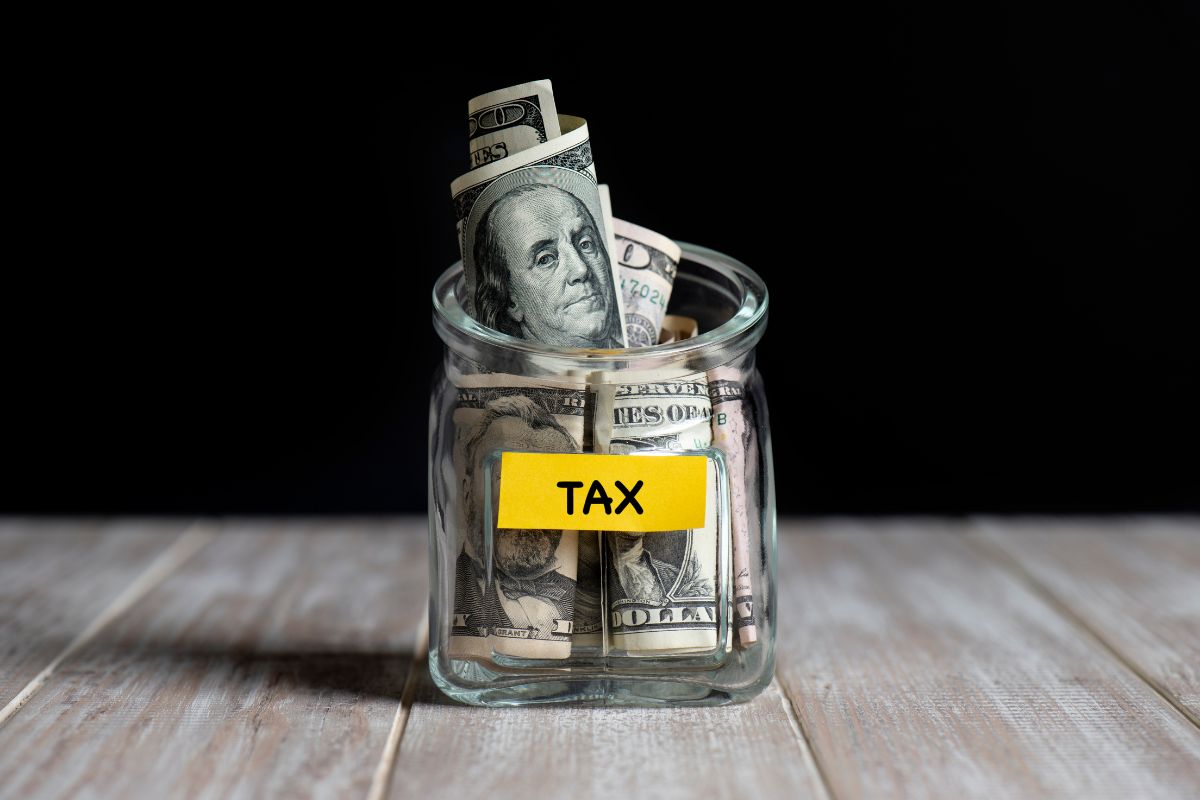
left=427, top=243, right=775, bottom=706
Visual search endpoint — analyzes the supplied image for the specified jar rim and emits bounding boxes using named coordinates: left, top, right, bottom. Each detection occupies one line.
left=432, top=243, right=768, bottom=372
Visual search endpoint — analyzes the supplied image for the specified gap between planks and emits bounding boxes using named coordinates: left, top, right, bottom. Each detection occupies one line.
left=0, top=521, right=215, bottom=728
left=777, top=674, right=837, bottom=800
left=964, top=527, right=1200, bottom=732
left=367, top=611, right=430, bottom=800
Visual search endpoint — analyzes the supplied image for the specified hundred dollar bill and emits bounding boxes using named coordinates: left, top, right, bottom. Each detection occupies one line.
left=448, top=373, right=588, bottom=660
left=707, top=367, right=758, bottom=647
left=467, top=79, right=560, bottom=171
left=595, top=378, right=720, bottom=655
left=613, top=219, right=680, bottom=347
left=452, top=85, right=627, bottom=349
left=597, top=185, right=620, bottom=300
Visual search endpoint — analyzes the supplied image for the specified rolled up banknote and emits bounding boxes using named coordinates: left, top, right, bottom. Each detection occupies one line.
left=452, top=82, right=627, bottom=349
left=707, top=366, right=758, bottom=647
left=613, top=219, right=680, bottom=347
left=659, top=315, right=700, bottom=345
left=448, top=373, right=588, bottom=660
left=597, top=185, right=621, bottom=322
left=595, top=378, right=719, bottom=655
left=467, top=80, right=560, bottom=171
left=572, top=530, right=604, bottom=650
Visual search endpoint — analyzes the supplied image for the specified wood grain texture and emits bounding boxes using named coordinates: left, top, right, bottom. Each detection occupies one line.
left=973, top=517, right=1200, bottom=725
left=391, top=671, right=827, bottom=800
left=6, top=517, right=1200, bottom=800
left=775, top=520, right=1200, bottom=800
left=0, top=520, right=427, bottom=800
left=0, top=520, right=188, bottom=707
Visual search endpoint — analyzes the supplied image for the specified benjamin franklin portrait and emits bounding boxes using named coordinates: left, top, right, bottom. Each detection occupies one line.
left=464, top=169, right=624, bottom=349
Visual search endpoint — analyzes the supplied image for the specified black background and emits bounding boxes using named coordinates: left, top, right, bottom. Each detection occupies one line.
left=4, top=7, right=1197, bottom=515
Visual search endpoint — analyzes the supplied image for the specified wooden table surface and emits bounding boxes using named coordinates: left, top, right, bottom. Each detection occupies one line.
left=0, top=518, right=1197, bottom=799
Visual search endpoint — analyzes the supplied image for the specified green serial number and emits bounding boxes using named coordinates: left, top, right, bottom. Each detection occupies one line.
left=621, top=278, right=667, bottom=309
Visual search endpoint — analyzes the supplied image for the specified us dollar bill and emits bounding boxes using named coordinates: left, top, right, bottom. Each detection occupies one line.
left=594, top=378, right=720, bottom=655
left=448, top=373, right=589, bottom=660
left=467, top=79, right=561, bottom=171
left=452, top=84, right=627, bottom=349
left=658, top=314, right=699, bottom=345
left=597, top=185, right=620, bottom=307
left=572, top=530, right=604, bottom=650
left=707, top=366, right=758, bottom=647
left=613, top=219, right=680, bottom=347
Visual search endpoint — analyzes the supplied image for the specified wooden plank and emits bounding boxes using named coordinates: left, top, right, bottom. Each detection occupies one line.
left=775, top=520, right=1200, bottom=799
left=391, top=670, right=827, bottom=800
left=972, top=517, right=1200, bottom=725
left=0, top=519, right=189, bottom=708
left=0, top=519, right=428, bottom=800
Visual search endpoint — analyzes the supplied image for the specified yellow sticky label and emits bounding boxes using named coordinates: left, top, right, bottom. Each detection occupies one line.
left=495, top=452, right=707, bottom=532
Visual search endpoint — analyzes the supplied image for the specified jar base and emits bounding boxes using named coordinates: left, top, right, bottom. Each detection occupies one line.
left=428, top=649, right=773, bottom=707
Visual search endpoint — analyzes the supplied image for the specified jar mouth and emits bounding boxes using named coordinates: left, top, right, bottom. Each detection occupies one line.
left=432, top=242, right=768, bottom=373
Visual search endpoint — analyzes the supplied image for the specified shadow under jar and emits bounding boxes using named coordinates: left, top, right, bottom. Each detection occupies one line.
left=427, top=243, right=775, bottom=706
